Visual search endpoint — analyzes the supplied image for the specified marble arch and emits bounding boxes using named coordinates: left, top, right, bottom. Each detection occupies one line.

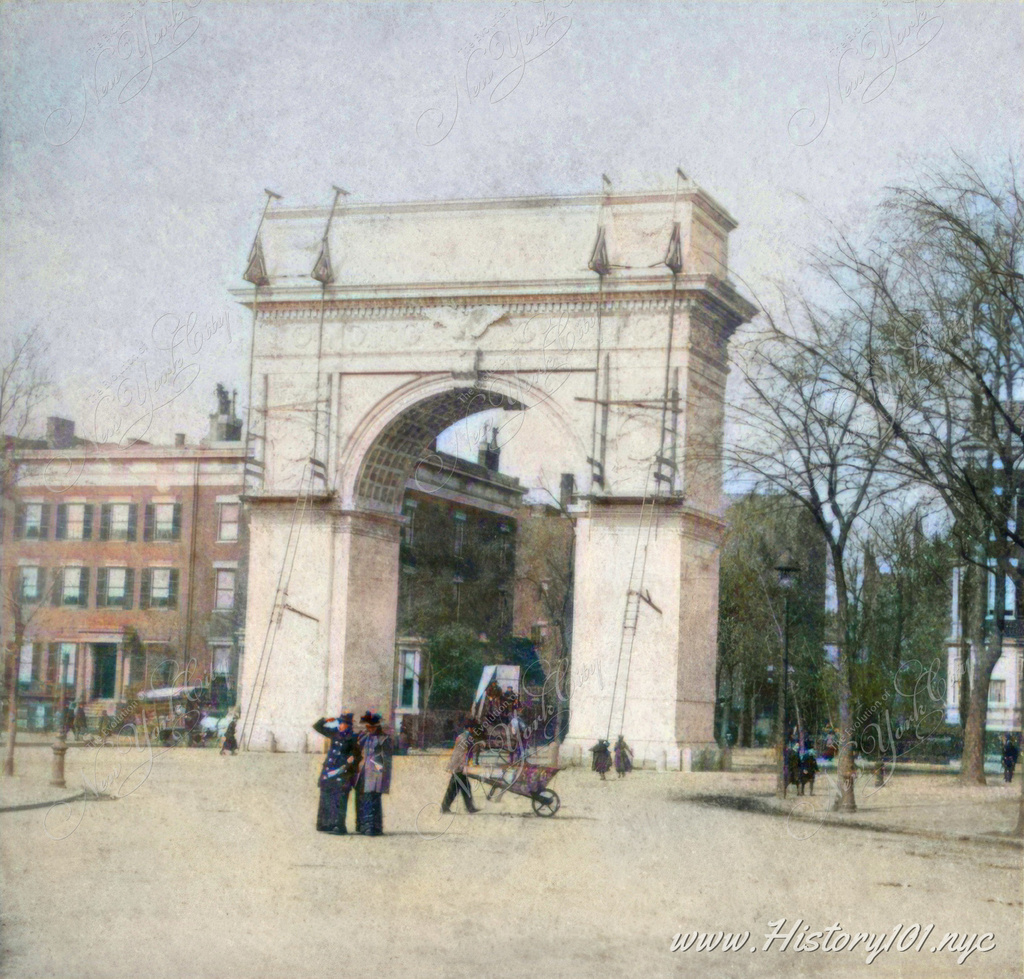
left=233, top=187, right=756, bottom=765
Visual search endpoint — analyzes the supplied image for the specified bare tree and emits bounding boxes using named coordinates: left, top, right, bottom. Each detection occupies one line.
left=1, top=327, right=51, bottom=775
left=801, top=160, right=1024, bottom=791
left=731, top=312, right=895, bottom=811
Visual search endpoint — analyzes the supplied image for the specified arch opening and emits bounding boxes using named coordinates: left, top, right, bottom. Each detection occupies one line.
left=354, top=386, right=527, bottom=511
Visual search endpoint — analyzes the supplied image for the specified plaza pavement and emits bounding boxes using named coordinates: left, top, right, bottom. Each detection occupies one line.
left=1, top=741, right=1021, bottom=979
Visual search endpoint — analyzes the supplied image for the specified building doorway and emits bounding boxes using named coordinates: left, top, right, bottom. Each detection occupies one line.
left=92, top=644, right=118, bottom=699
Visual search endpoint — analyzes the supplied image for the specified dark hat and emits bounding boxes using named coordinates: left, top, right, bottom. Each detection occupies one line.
left=359, top=711, right=376, bottom=724
left=339, top=713, right=354, bottom=724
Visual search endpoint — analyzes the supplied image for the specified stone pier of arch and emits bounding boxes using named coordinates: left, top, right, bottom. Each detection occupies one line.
left=234, top=187, right=756, bottom=767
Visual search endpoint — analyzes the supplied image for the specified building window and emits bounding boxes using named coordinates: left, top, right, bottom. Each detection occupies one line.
left=17, top=503, right=48, bottom=540
left=454, top=510, right=466, bottom=556
left=212, top=645, right=233, bottom=676
left=215, top=569, right=236, bottom=609
left=498, top=523, right=511, bottom=571
left=101, top=503, right=137, bottom=541
left=18, top=643, right=34, bottom=685
left=56, top=503, right=92, bottom=540
left=143, top=568, right=179, bottom=609
left=498, top=587, right=510, bottom=628
left=145, top=502, right=181, bottom=541
left=97, top=567, right=134, bottom=608
left=399, top=650, right=419, bottom=709
left=58, top=643, right=76, bottom=686
left=218, top=503, right=240, bottom=542
left=60, top=567, right=88, bottom=606
left=990, top=680, right=1007, bottom=704
left=401, top=500, right=417, bottom=546
left=20, top=567, right=42, bottom=602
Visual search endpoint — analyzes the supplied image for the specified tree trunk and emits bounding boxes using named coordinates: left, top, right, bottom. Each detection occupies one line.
left=960, top=638, right=1001, bottom=785
left=832, top=568, right=856, bottom=811
left=961, top=568, right=1003, bottom=786
left=719, top=663, right=732, bottom=745
left=3, top=648, right=18, bottom=776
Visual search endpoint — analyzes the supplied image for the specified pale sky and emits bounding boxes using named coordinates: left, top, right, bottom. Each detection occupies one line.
left=1, top=0, right=1021, bottom=462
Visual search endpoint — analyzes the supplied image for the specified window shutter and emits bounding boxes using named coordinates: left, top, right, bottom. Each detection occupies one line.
left=51, top=568, right=63, bottom=607
left=143, top=504, right=154, bottom=542
left=99, top=505, right=111, bottom=541
left=123, top=568, right=135, bottom=609
left=79, top=568, right=90, bottom=608
left=127, top=505, right=138, bottom=541
left=37, top=567, right=47, bottom=603
left=47, top=644, right=59, bottom=686
left=83, top=505, right=94, bottom=540
left=38, top=504, right=50, bottom=540
left=139, top=568, right=151, bottom=609
left=55, top=504, right=68, bottom=540
left=169, top=569, right=180, bottom=609
left=13, top=505, right=25, bottom=540
left=96, top=567, right=108, bottom=607
left=171, top=503, right=182, bottom=540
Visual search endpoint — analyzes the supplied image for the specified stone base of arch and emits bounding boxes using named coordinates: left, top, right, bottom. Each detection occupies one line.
left=561, top=501, right=724, bottom=771
left=238, top=500, right=400, bottom=752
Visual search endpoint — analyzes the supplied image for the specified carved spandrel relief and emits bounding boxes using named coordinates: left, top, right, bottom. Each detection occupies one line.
left=430, top=305, right=510, bottom=342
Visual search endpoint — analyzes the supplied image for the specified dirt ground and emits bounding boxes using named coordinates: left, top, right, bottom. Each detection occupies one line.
left=1, top=742, right=1021, bottom=979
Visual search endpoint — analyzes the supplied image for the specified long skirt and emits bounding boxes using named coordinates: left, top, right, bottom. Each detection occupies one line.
left=356, top=790, right=383, bottom=835
left=317, top=782, right=350, bottom=833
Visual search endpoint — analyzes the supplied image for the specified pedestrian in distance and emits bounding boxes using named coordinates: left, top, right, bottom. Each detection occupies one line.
left=220, top=714, right=239, bottom=755
left=61, top=702, right=75, bottom=738
left=73, top=703, right=87, bottom=741
left=441, top=721, right=481, bottom=814
left=614, top=735, right=633, bottom=778
left=590, top=738, right=612, bottom=780
left=1002, top=734, right=1019, bottom=783
left=312, top=712, right=361, bottom=834
left=355, top=712, right=392, bottom=836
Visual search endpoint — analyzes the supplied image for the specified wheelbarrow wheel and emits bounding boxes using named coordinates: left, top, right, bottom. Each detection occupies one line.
left=531, top=789, right=560, bottom=817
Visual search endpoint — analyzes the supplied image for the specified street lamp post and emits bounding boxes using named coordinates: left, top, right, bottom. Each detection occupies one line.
left=776, top=551, right=801, bottom=799
left=50, top=650, right=70, bottom=787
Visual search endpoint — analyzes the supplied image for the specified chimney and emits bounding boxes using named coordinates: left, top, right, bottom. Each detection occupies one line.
left=175, top=433, right=186, bottom=448
left=478, top=426, right=500, bottom=471
left=209, top=383, right=243, bottom=443
left=559, top=473, right=575, bottom=509
left=46, top=417, right=75, bottom=449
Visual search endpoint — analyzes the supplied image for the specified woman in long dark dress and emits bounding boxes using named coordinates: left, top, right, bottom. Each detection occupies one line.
left=220, top=715, right=239, bottom=755
left=613, top=736, right=633, bottom=777
left=590, top=739, right=612, bottom=780
left=355, top=712, right=392, bottom=836
left=313, top=713, right=361, bottom=834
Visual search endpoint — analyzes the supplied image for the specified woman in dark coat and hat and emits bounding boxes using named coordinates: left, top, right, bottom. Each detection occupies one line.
left=313, top=712, right=361, bottom=834
left=613, top=736, right=633, bottom=777
left=590, top=738, right=612, bottom=780
left=355, top=712, right=392, bottom=836
left=220, top=714, right=239, bottom=755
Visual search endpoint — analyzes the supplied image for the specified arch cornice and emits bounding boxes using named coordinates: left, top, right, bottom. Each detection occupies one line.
left=232, top=276, right=756, bottom=335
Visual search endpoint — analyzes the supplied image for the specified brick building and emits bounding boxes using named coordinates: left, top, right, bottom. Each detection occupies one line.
left=1, top=393, right=247, bottom=730
left=392, top=432, right=524, bottom=730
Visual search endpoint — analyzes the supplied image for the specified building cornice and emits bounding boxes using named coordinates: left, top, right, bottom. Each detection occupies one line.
left=232, top=278, right=757, bottom=335
left=261, top=187, right=739, bottom=232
